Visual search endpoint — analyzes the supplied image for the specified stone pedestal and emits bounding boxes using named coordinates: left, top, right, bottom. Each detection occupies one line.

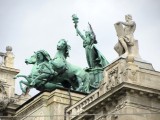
left=66, top=57, right=160, bottom=120
left=15, top=88, right=86, bottom=120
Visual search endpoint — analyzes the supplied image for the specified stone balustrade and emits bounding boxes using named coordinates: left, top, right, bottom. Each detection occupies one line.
left=67, top=89, right=100, bottom=119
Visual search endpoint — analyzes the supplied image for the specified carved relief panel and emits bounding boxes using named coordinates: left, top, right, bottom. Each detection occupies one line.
left=104, top=59, right=139, bottom=92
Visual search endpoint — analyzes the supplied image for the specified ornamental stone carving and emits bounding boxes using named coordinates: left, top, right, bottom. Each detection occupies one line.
left=106, top=67, right=119, bottom=90
left=0, top=81, right=14, bottom=111
left=121, top=63, right=139, bottom=82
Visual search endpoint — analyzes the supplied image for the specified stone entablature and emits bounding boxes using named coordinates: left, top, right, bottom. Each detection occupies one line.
left=15, top=88, right=86, bottom=120
left=68, top=84, right=160, bottom=120
left=66, top=57, right=160, bottom=120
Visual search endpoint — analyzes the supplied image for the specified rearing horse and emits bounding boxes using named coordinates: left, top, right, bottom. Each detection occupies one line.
left=49, top=39, right=90, bottom=92
left=15, top=39, right=90, bottom=94
left=14, top=50, right=61, bottom=94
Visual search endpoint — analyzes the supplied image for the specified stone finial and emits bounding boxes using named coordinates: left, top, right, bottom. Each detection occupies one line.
left=6, top=46, right=12, bottom=52
left=4, top=46, right=14, bottom=68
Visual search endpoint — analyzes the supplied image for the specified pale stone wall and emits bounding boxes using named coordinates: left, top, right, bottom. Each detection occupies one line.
left=0, top=46, right=31, bottom=117
left=0, top=46, right=19, bottom=98
left=67, top=57, right=160, bottom=120
left=15, top=89, right=86, bottom=120
left=0, top=66, right=19, bottom=97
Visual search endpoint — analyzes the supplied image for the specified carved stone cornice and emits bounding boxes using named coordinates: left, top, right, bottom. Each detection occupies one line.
left=0, top=66, right=19, bottom=74
left=67, top=83, right=160, bottom=119
left=67, top=73, right=160, bottom=120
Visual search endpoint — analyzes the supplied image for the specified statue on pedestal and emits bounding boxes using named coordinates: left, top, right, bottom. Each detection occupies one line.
left=114, top=14, right=137, bottom=57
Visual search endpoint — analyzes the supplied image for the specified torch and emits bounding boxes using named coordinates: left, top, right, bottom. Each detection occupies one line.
left=72, top=14, right=79, bottom=28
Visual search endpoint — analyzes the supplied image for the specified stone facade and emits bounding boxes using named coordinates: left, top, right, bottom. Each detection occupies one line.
left=15, top=89, right=86, bottom=120
left=0, top=46, right=31, bottom=118
left=66, top=57, right=160, bottom=120
left=10, top=53, right=160, bottom=120
left=2, top=44, right=160, bottom=120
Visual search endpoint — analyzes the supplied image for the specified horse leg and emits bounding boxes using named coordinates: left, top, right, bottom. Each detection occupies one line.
left=15, top=75, right=28, bottom=79
left=16, top=75, right=32, bottom=84
left=19, top=80, right=31, bottom=94
left=30, top=73, right=49, bottom=86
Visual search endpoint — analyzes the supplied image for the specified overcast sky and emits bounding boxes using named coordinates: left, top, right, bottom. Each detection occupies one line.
left=0, top=0, right=160, bottom=96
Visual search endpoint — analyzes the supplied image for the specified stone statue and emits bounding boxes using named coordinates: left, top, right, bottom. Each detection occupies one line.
left=114, top=14, right=136, bottom=57
left=72, top=14, right=109, bottom=69
left=14, top=39, right=90, bottom=94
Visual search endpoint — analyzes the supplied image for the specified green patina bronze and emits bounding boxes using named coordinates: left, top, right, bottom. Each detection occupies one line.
left=14, top=50, right=61, bottom=94
left=72, top=14, right=109, bottom=89
left=15, top=39, right=90, bottom=94
left=72, top=14, right=109, bottom=69
left=14, top=15, right=110, bottom=94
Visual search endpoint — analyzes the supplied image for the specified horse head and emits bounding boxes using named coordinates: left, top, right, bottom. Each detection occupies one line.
left=57, top=39, right=71, bottom=58
left=25, top=50, right=51, bottom=65
left=25, top=54, right=37, bottom=64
